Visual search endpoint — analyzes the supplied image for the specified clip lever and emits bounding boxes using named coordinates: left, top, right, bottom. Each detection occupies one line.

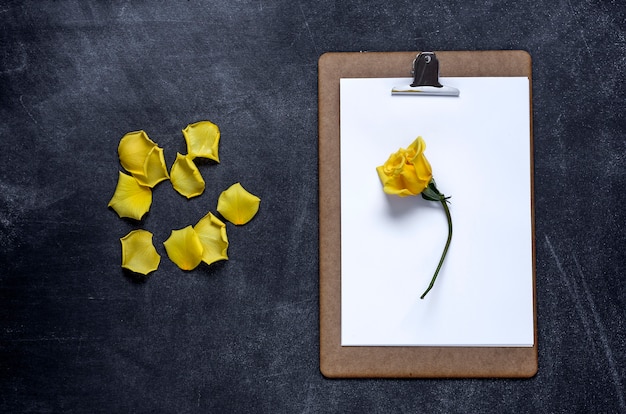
left=392, top=52, right=459, bottom=96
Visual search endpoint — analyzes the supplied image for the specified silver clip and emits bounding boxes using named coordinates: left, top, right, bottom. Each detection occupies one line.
left=392, top=52, right=459, bottom=96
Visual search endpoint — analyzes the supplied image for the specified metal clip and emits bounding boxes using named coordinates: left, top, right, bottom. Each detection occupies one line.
left=392, top=52, right=459, bottom=96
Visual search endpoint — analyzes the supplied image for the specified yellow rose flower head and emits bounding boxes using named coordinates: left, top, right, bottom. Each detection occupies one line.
left=163, top=225, right=204, bottom=271
left=194, top=212, right=229, bottom=265
left=376, top=136, right=432, bottom=197
left=120, top=229, right=161, bottom=275
left=108, top=171, right=153, bottom=220
left=217, top=182, right=261, bottom=225
left=118, top=130, right=169, bottom=188
left=182, top=121, right=221, bottom=162
left=170, top=153, right=205, bottom=199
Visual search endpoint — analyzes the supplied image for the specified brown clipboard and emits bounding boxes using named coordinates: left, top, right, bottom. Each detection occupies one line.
left=318, top=50, right=537, bottom=378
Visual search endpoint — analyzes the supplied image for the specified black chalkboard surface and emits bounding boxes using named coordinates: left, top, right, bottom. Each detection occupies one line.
left=1, top=1, right=625, bottom=413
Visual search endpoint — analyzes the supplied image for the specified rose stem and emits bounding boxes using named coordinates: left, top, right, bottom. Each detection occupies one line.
left=421, top=198, right=452, bottom=299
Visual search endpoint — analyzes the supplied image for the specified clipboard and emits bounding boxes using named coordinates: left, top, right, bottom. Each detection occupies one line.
left=318, top=50, right=537, bottom=378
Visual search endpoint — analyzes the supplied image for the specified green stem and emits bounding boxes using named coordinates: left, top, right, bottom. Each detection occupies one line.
left=420, top=197, right=453, bottom=299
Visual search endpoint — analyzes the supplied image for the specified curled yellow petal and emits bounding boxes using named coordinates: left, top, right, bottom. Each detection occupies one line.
left=217, top=182, right=261, bottom=225
left=120, top=229, right=160, bottom=275
left=118, top=130, right=156, bottom=175
left=182, top=121, right=220, bottom=162
left=170, top=153, right=205, bottom=198
left=135, top=145, right=170, bottom=188
left=163, top=225, right=203, bottom=270
left=194, top=212, right=229, bottom=265
left=108, top=171, right=152, bottom=220
left=118, top=131, right=169, bottom=188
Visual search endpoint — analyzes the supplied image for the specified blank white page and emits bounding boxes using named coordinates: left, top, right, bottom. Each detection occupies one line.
left=340, top=77, right=534, bottom=346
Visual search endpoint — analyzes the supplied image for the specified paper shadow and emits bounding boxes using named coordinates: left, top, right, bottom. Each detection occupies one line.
left=382, top=193, right=440, bottom=219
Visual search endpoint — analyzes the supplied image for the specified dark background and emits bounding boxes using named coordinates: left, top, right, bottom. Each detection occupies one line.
left=1, top=1, right=624, bottom=412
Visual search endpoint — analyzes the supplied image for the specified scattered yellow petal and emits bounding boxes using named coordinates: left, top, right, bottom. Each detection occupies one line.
left=108, top=171, right=152, bottom=220
left=134, top=145, right=170, bottom=188
left=182, top=121, right=220, bottom=162
left=194, top=212, right=229, bottom=265
left=163, top=225, right=204, bottom=270
left=118, top=131, right=169, bottom=188
left=217, top=182, right=261, bottom=225
left=118, top=130, right=157, bottom=176
left=170, top=153, right=205, bottom=198
left=120, top=229, right=160, bottom=275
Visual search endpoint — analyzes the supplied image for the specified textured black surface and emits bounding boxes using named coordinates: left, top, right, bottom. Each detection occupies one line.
left=1, top=1, right=625, bottom=412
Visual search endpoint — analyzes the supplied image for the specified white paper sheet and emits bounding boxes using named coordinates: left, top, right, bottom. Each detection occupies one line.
left=340, top=77, right=534, bottom=346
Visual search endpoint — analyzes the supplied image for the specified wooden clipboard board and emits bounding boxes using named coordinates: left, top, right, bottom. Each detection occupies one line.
left=318, top=50, right=537, bottom=378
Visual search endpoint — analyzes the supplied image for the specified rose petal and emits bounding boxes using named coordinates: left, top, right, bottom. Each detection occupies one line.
left=182, top=121, right=220, bottom=162
left=108, top=171, right=152, bottom=220
left=118, top=130, right=157, bottom=176
left=170, top=153, right=205, bottom=198
left=194, top=212, right=229, bottom=265
left=134, top=145, right=170, bottom=188
left=217, top=182, right=261, bottom=225
left=163, top=225, right=204, bottom=270
left=118, top=130, right=169, bottom=188
left=120, top=229, right=160, bottom=275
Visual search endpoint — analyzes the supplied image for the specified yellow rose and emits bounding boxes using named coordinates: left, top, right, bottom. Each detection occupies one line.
left=376, top=136, right=432, bottom=197
left=375, top=135, right=452, bottom=299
